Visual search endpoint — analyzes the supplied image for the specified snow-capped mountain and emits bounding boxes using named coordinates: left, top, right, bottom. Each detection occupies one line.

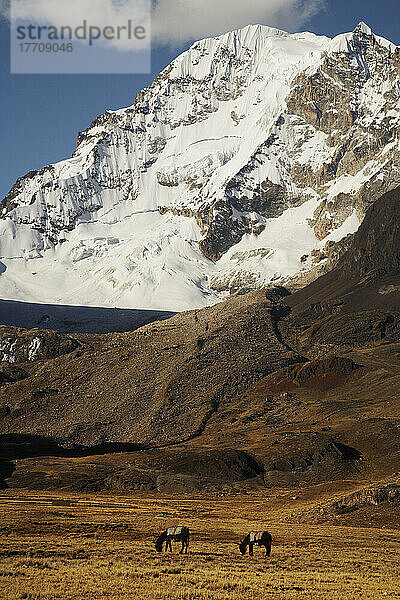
left=1, top=22, right=400, bottom=311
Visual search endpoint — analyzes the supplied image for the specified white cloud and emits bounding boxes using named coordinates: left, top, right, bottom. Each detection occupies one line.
left=152, top=0, right=327, bottom=46
left=10, top=0, right=149, bottom=27
left=3, top=0, right=327, bottom=49
left=0, top=0, right=9, bottom=20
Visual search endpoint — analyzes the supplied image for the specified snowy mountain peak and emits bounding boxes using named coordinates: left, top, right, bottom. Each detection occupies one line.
left=351, top=21, right=398, bottom=53
left=1, top=23, right=400, bottom=312
left=354, top=21, right=373, bottom=35
left=226, top=23, right=289, bottom=39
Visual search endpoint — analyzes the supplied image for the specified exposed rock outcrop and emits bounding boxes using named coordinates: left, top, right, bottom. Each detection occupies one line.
left=331, top=484, right=400, bottom=514
left=0, top=327, right=79, bottom=364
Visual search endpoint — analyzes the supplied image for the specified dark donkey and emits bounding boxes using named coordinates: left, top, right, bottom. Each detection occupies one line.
left=239, top=531, right=272, bottom=556
left=155, top=526, right=190, bottom=554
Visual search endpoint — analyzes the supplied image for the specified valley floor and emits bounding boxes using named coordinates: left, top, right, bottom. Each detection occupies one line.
left=1, top=489, right=400, bottom=600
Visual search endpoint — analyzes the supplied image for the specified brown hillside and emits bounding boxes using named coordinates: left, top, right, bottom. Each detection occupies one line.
left=0, top=291, right=303, bottom=449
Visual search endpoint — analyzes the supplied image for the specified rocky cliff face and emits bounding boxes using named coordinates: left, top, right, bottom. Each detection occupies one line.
left=280, top=185, right=400, bottom=358
left=1, top=22, right=399, bottom=310
left=287, top=23, right=400, bottom=240
left=340, top=186, right=400, bottom=278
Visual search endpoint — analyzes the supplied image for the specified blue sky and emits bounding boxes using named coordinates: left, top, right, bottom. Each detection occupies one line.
left=1, top=0, right=399, bottom=201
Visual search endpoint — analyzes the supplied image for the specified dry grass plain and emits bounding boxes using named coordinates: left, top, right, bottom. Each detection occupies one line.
left=1, top=489, right=400, bottom=600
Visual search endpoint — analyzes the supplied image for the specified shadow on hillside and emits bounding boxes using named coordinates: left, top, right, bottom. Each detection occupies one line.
left=0, top=433, right=149, bottom=489
left=0, top=458, right=15, bottom=489
left=0, top=299, right=176, bottom=334
left=0, top=433, right=147, bottom=461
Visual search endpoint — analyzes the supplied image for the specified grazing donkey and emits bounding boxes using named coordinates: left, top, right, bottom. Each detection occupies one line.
left=239, top=531, right=272, bottom=556
left=155, top=526, right=190, bottom=554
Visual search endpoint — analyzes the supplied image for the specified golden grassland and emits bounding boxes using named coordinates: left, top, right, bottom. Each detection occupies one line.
left=0, top=489, right=400, bottom=600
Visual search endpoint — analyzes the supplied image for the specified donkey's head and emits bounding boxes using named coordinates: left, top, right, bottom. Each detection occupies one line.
left=155, top=533, right=164, bottom=553
left=239, top=539, right=247, bottom=555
